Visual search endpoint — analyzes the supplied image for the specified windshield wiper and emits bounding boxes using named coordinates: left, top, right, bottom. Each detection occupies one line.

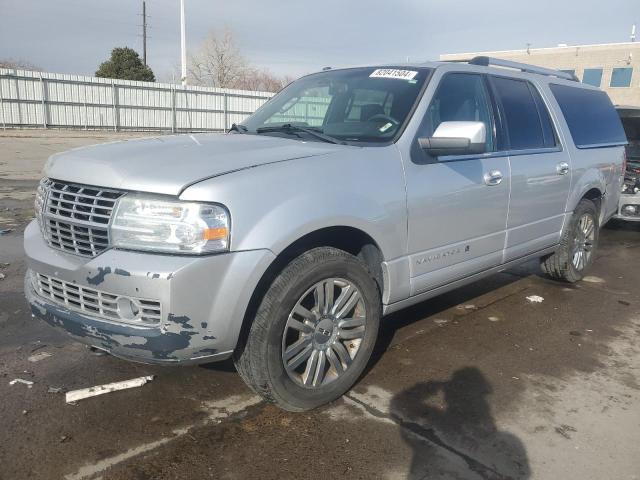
left=255, top=124, right=344, bottom=145
left=228, top=123, right=248, bottom=134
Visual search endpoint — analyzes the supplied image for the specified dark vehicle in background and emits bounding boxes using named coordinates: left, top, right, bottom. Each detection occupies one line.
left=615, top=106, right=640, bottom=221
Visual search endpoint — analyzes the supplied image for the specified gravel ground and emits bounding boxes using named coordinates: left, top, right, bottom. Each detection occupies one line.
left=0, top=131, right=639, bottom=480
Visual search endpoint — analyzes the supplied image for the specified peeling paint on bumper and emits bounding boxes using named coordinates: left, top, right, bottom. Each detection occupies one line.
left=23, top=220, right=275, bottom=365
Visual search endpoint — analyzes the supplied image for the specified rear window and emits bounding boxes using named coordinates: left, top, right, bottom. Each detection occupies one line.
left=549, top=84, right=627, bottom=148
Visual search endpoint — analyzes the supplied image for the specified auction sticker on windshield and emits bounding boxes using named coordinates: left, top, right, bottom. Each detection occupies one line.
left=370, top=69, right=418, bottom=80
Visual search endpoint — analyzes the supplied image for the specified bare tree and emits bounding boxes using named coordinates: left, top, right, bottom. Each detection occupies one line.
left=188, top=29, right=247, bottom=88
left=188, top=28, right=295, bottom=92
left=236, top=68, right=294, bottom=93
left=0, top=58, right=41, bottom=71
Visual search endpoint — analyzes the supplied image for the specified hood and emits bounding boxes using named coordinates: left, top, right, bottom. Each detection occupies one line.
left=44, top=133, right=346, bottom=196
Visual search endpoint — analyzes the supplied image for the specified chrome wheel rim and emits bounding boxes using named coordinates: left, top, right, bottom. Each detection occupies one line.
left=572, top=213, right=595, bottom=271
left=281, top=278, right=366, bottom=389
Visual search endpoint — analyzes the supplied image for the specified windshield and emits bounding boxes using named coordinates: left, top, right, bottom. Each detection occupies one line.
left=241, top=67, right=431, bottom=145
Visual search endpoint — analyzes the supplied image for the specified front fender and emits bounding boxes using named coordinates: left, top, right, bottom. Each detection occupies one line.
left=180, top=146, right=408, bottom=261
left=239, top=191, right=401, bottom=258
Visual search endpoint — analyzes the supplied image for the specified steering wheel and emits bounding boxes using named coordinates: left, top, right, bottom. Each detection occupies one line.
left=367, top=114, right=400, bottom=132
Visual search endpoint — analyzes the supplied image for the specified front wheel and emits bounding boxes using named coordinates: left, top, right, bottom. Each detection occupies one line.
left=234, top=247, right=381, bottom=411
left=541, top=198, right=599, bottom=282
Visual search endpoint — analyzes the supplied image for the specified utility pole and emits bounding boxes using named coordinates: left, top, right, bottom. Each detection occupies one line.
left=180, top=0, right=187, bottom=86
left=142, top=1, right=148, bottom=65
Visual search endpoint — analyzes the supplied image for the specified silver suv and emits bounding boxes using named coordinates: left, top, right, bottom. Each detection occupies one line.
left=25, top=57, right=626, bottom=410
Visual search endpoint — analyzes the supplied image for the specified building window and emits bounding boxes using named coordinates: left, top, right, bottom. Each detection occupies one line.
left=610, top=67, right=633, bottom=87
left=560, top=69, right=576, bottom=77
left=582, top=68, right=603, bottom=87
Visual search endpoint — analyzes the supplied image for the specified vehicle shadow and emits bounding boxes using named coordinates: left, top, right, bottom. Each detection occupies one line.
left=203, top=258, right=546, bottom=378
left=390, top=367, right=530, bottom=479
left=603, top=218, right=640, bottom=233
left=368, top=260, right=540, bottom=374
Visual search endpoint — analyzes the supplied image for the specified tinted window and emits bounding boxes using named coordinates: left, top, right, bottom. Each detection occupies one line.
left=491, top=77, right=546, bottom=150
left=530, top=86, right=557, bottom=148
left=426, top=73, right=494, bottom=151
left=611, top=67, right=633, bottom=87
left=550, top=84, right=627, bottom=148
left=582, top=68, right=603, bottom=87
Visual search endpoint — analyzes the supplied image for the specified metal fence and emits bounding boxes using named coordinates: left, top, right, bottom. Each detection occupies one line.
left=0, top=68, right=274, bottom=132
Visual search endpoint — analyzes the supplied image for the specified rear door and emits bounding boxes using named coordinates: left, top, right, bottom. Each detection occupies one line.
left=489, top=76, right=572, bottom=261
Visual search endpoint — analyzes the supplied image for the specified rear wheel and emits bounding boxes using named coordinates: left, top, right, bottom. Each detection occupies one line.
left=541, top=198, right=599, bottom=282
left=234, top=247, right=381, bottom=411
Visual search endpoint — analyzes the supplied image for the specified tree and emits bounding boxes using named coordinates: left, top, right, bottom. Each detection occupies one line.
left=188, top=29, right=246, bottom=88
left=96, top=47, right=155, bottom=82
left=188, top=29, right=293, bottom=92
left=235, top=68, right=295, bottom=92
left=0, top=59, right=40, bottom=71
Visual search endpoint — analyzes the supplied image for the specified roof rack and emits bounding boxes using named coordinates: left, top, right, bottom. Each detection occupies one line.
left=466, top=56, right=579, bottom=82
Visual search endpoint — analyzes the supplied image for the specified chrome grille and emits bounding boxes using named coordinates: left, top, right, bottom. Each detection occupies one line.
left=39, top=178, right=124, bottom=257
left=46, top=219, right=110, bottom=257
left=31, top=272, right=162, bottom=325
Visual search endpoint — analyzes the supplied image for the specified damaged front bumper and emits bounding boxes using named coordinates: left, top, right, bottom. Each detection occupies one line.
left=23, top=220, right=275, bottom=365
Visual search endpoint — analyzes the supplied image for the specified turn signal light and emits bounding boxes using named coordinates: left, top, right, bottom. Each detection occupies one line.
left=204, top=227, right=229, bottom=241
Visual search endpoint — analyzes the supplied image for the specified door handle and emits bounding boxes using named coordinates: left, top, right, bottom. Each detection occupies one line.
left=557, top=162, right=570, bottom=175
left=484, top=170, right=503, bottom=186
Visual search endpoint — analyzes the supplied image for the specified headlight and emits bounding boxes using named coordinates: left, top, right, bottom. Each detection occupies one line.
left=111, top=195, right=230, bottom=254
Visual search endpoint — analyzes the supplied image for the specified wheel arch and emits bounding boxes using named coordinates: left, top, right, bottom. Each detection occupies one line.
left=233, top=225, right=385, bottom=357
left=582, top=187, right=603, bottom=218
left=566, top=165, right=607, bottom=217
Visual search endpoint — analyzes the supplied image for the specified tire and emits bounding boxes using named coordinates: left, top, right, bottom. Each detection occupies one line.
left=541, top=199, right=599, bottom=282
left=233, top=247, right=381, bottom=411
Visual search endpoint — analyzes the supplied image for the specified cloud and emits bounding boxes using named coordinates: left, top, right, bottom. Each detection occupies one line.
left=0, top=0, right=636, bottom=80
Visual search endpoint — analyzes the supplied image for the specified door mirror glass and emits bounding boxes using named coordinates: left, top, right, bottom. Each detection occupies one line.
left=418, top=121, right=487, bottom=157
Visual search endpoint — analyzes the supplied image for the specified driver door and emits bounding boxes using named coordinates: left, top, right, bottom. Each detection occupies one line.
left=402, top=72, right=510, bottom=296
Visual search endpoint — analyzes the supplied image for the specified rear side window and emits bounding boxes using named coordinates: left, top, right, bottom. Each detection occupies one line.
left=549, top=84, right=627, bottom=148
left=491, top=77, right=555, bottom=150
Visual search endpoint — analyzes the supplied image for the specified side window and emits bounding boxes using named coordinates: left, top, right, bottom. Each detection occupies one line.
left=491, top=77, right=547, bottom=150
left=426, top=73, right=495, bottom=152
left=549, top=84, right=627, bottom=148
left=530, top=85, right=557, bottom=148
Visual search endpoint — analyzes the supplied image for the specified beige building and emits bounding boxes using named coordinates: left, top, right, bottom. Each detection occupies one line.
left=441, top=42, right=640, bottom=107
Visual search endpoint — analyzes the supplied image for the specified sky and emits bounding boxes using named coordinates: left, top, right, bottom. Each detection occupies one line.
left=0, top=0, right=637, bottom=82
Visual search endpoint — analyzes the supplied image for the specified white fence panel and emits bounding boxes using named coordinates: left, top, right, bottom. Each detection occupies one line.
left=0, top=68, right=274, bottom=132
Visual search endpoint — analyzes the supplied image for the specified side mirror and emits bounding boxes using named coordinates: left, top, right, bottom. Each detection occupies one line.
left=418, top=121, right=487, bottom=157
